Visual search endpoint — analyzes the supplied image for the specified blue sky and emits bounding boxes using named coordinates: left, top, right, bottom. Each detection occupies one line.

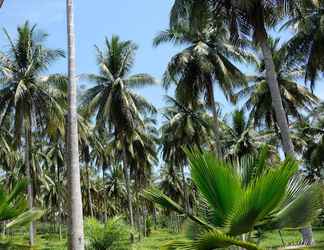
left=0, top=0, right=323, bottom=118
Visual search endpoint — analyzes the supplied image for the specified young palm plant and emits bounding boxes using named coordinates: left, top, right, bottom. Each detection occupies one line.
left=143, top=148, right=321, bottom=250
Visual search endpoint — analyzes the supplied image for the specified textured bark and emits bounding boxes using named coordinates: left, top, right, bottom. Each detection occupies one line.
left=85, top=160, right=94, bottom=217
left=259, top=36, right=314, bottom=245
left=66, top=0, right=85, bottom=249
left=25, top=125, right=35, bottom=246
left=180, top=165, right=189, bottom=213
left=207, top=81, right=222, bottom=157
left=122, top=145, right=134, bottom=228
left=300, top=227, right=315, bottom=245
left=259, top=39, right=294, bottom=155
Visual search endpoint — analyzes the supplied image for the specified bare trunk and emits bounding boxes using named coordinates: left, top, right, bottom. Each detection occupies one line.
left=85, top=161, right=94, bottom=217
left=25, top=123, right=35, bottom=246
left=122, top=145, right=134, bottom=228
left=180, top=165, right=189, bottom=213
left=259, top=36, right=314, bottom=245
left=66, top=0, right=85, bottom=249
left=207, top=81, right=222, bottom=157
left=259, top=39, right=294, bottom=155
left=300, top=227, right=315, bottom=245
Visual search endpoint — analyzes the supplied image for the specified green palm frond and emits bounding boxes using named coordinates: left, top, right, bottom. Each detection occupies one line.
left=162, top=230, right=261, bottom=250
left=6, top=209, right=44, bottom=228
left=227, top=158, right=298, bottom=235
left=185, top=149, right=243, bottom=226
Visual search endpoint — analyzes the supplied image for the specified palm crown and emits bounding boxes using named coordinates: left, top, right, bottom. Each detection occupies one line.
left=81, top=35, right=156, bottom=135
left=236, top=38, right=318, bottom=129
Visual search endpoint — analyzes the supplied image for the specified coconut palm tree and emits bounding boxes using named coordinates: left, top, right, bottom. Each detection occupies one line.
left=170, top=0, right=295, bottom=159
left=81, top=35, right=156, bottom=228
left=154, top=9, right=248, bottom=156
left=222, top=109, right=276, bottom=160
left=66, top=0, right=85, bottom=248
left=285, top=0, right=324, bottom=91
left=236, top=38, right=319, bottom=130
left=160, top=96, right=213, bottom=211
left=0, top=22, right=64, bottom=246
left=144, top=148, right=322, bottom=249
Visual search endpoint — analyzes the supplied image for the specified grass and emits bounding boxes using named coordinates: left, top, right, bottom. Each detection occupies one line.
left=132, top=229, right=185, bottom=250
left=0, top=227, right=323, bottom=249
left=133, top=228, right=324, bottom=250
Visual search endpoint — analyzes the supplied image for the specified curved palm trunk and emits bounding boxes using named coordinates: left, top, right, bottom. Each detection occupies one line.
left=122, top=144, right=135, bottom=229
left=66, top=0, right=85, bottom=249
left=25, top=125, right=35, bottom=246
left=258, top=33, right=314, bottom=245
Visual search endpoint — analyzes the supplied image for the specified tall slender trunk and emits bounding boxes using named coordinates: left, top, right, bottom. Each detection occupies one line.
left=180, top=165, right=189, bottom=213
left=25, top=124, right=35, bottom=246
left=102, top=164, right=108, bottom=223
left=207, top=81, right=222, bottom=157
left=258, top=34, right=314, bottom=245
left=57, top=152, right=63, bottom=240
left=85, top=160, right=94, bottom=217
left=66, top=0, right=85, bottom=249
left=122, top=145, right=134, bottom=229
left=259, top=39, right=294, bottom=155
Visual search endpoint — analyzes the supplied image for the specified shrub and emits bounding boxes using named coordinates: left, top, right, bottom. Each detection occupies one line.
left=84, top=217, right=131, bottom=250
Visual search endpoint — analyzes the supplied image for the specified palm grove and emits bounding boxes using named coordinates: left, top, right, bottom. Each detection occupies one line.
left=0, top=0, right=324, bottom=249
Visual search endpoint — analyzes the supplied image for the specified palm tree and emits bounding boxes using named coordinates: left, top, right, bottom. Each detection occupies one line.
left=170, top=0, right=295, bottom=156
left=222, top=109, right=276, bottom=160
left=285, top=0, right=324, bottom=91
left=236, top=38, right=319, bottom=130
left=154, top=11, right=248, bottom=156
left=81, top=35, right=156, bottom=228
left=0, top=22, right=64, bottom=246
left=144, top=148, right=321, bottom=249
left=160, top=96, right=212, bottom=211
left=66, top=0, right=85, bottom=248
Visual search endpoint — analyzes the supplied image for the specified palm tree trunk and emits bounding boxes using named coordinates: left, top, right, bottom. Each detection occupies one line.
left=122, top=144, right=135, bottom=228
left=180, top=165, right=189, bottom=213
left=207, top=80, right=222, bottom=157
left=85, top=160, right=94, bottom=217
left=258, top=34, right=314, bottom=245
left=258, top=39, right=294, bottom=155
left=66, top=0, right=85, bottom=249
left=25, top=125, right=35, bottom=246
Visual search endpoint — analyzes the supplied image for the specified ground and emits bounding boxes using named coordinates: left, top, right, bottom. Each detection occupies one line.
left=1, top=227, right=323, bottom=249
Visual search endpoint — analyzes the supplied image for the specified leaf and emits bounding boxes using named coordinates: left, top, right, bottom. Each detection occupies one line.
left=227, top=158, right=298, bottom=235
left=161, top=230, right=262, bottom=250
left=6, top=209, right=44, bottom=228
left=185, top=149, right=243, bottom=226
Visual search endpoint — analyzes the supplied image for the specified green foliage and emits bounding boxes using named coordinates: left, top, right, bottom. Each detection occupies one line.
left=84, top=217, right=131, bottom=250
left=144, top=149, right=321, bottom=249
left=0, top=180, right=43, bottom=228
